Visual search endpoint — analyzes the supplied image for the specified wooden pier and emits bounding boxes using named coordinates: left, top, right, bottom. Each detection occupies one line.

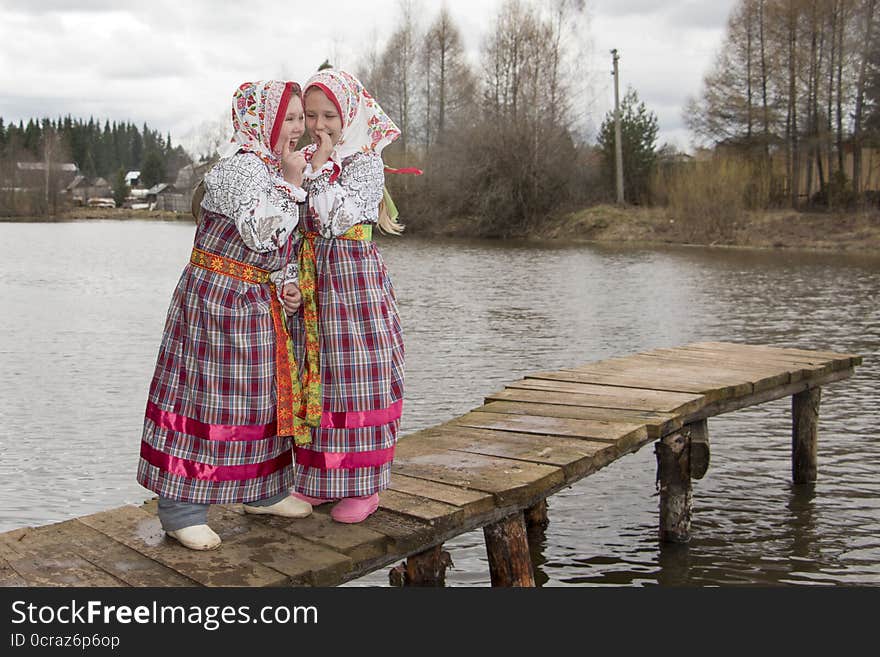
left=0, top=342, right=862, bottom=587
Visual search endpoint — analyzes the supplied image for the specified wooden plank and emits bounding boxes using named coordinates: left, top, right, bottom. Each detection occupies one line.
left=378, top=489, right=464, bottom=532
left=669, top=343, right=839, bottom=370
left=478, top=399, right=682, bottom=438
left=452, top=410, right=648, bottom=445
left=6, top=551, right=127, bottom=587
left=358, top=508, right=441, bottom=554
left=207, top=507, right=353, bottom=586
left=658, top=345, right=834, bottom=382
left=526, top=368, right=741, bottom=402
left=10, top=519, right=198, bottom=587
left=582, top=356, right=760, bottom=393
left=501, top=379, right=706, bottom=414
left=632, top=352, right=792, bottom=392
left=78, top=505, right=289, bottom=587
left=388, top=473, right=497, bottom=519
left=393, top=438, right=565, bottom=507
left=0, top=529, right=30, bottom=559
left=251, top=507, right=390, bottom=566
left=421, top=425, right=627, bottom=481
left=0, top=556, right=29, bottom=586
left=688, top=341, right=862, bottom=368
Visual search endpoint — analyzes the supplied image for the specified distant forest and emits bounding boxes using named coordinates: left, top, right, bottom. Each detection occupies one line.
left=0, top=116, right=190, bottom=186
left=0, top=116, right=191, bottom=216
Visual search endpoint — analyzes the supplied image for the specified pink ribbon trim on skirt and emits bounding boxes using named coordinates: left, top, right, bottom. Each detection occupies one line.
left=147, top=399, right=402, bottom=439
left=146, top=402, right=277, bottom=442
left=294, top=445, right=396, bottom=470
left=320, top=400, right=403, bottom=429
left=140, top=441, right=291, bottom=482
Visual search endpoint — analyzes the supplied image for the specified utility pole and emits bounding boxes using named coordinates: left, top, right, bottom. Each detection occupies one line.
left=611, top=48, right=624, bottom=205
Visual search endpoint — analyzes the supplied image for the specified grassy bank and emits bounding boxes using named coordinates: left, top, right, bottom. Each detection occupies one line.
left=540, top=204, right=880, bottom=254
left=5, top=204, right=879, bottom=255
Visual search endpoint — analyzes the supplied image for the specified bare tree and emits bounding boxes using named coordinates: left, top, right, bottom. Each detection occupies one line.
left=420, top=5, right=476, bottom=149
left=374, top=0, right=420, bottom=156
left=852, top=0, right=877, bottom=194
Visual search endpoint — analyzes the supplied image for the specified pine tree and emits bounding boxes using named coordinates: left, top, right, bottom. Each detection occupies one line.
left=597, top=87, right=659, bottom=204
left=140, top=147, right=165, bottom=188
left=112, top=167, right=129, bottom=206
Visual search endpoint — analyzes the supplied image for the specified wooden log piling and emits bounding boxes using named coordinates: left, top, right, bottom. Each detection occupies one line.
left=792, top=386, right=821, bottom=483
left=388, top=545, right=453, bottom=587
left=483, top=513, right=535, bottom=587
left=655, top=428, right=692, bottom=543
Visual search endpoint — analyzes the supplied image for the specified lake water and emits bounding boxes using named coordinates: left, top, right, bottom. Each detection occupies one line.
left=1, top=220, right=877, bottom=586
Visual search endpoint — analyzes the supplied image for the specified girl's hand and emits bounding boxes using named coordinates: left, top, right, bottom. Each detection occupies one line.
left=310, top=130, right=334, bottom=170
left=281, top=283, right=302, bottom=314
left=281, top=144, right=306, bottom=188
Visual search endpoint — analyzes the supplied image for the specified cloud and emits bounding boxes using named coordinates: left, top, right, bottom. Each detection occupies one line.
left=0, top=0, right=734, bottom=152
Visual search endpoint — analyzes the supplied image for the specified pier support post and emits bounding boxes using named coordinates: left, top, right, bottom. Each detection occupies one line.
left=655, top=427, right=693, bottom=543
left=483, top=512, right=535, bottom=587
left=524, top=499, right=549, bottom=538
left=388, top=545, right=453, bottom=587
left=792, top=386, right=821, bottom=484
left=688, top=419, right=710, bottom=480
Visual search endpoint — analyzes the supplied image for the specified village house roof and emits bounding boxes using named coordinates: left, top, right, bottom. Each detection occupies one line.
left=146, top=182, right=173, bottom=195
left=17, top=162, right=79, bottom=172
left=125, top=170, right=141, bottom=184
left=66, top=174, right=87, bottom=191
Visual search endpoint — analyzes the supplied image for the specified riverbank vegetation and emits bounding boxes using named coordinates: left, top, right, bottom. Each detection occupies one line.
left=367, top=0, right=880, bottom=250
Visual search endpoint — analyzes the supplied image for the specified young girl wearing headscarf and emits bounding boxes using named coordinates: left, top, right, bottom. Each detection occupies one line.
left=289, top=69, right=406, bottom=523
left=137, top=80, right=313, bottom=550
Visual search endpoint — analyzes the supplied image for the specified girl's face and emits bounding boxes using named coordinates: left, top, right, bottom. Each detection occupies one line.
left=305, top=88, right=343, bottom=145
left=273, top=95, right=305, bottom=154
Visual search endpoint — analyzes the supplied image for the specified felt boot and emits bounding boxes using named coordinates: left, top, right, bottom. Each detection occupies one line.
left=243, top=495, right=312, bottom=518
left=166, top=524, right=221, bottom=551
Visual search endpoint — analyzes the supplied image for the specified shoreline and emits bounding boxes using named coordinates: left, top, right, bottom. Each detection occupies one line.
left=407, top=204, right=880, bottom=256
left=4, top=204, right=879, bottom=256
left=0, top=208, right=193, bottom=223
left=539, top=204, right=880, bottom=256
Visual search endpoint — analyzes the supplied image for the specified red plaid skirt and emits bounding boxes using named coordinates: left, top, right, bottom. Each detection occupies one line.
left=290, top=222, right=405, bottom=499
left=137, top=211, right=296, bottom=504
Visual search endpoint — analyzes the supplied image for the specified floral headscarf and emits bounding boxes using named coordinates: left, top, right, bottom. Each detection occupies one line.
left=219, top=80, right=301, bottom=173
left=303, top=69, right=400, bottom=163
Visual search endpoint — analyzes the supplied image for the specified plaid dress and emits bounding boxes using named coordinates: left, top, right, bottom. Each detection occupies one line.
left=290, top=208, right=405, bottom=499
left=137, top=207, right=297, bottom=504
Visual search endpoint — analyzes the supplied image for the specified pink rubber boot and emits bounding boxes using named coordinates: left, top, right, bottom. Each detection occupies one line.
left=290, top=491, right=337, bottom=506
left=331, top=494, right=380, bottom=523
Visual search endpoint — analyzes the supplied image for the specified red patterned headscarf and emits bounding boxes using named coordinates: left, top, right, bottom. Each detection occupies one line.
left=221, top=80, right=301, bottom=173
left=303, top=69, right=400, bottom=163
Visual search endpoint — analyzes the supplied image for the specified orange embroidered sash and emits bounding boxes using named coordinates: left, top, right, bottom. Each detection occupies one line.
left=189, top=247, right=310, bottom=445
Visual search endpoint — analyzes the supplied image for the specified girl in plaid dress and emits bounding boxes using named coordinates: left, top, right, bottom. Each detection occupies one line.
left=137, top=80, right=313, bottom=550
left=288, top=69, right=406, bottom=523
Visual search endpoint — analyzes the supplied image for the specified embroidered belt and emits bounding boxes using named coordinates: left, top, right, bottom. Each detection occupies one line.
left=189, top=247, right=312, bottom=445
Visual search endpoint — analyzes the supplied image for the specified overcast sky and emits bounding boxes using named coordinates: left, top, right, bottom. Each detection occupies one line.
left=0, top=0, right=737, bottom=154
